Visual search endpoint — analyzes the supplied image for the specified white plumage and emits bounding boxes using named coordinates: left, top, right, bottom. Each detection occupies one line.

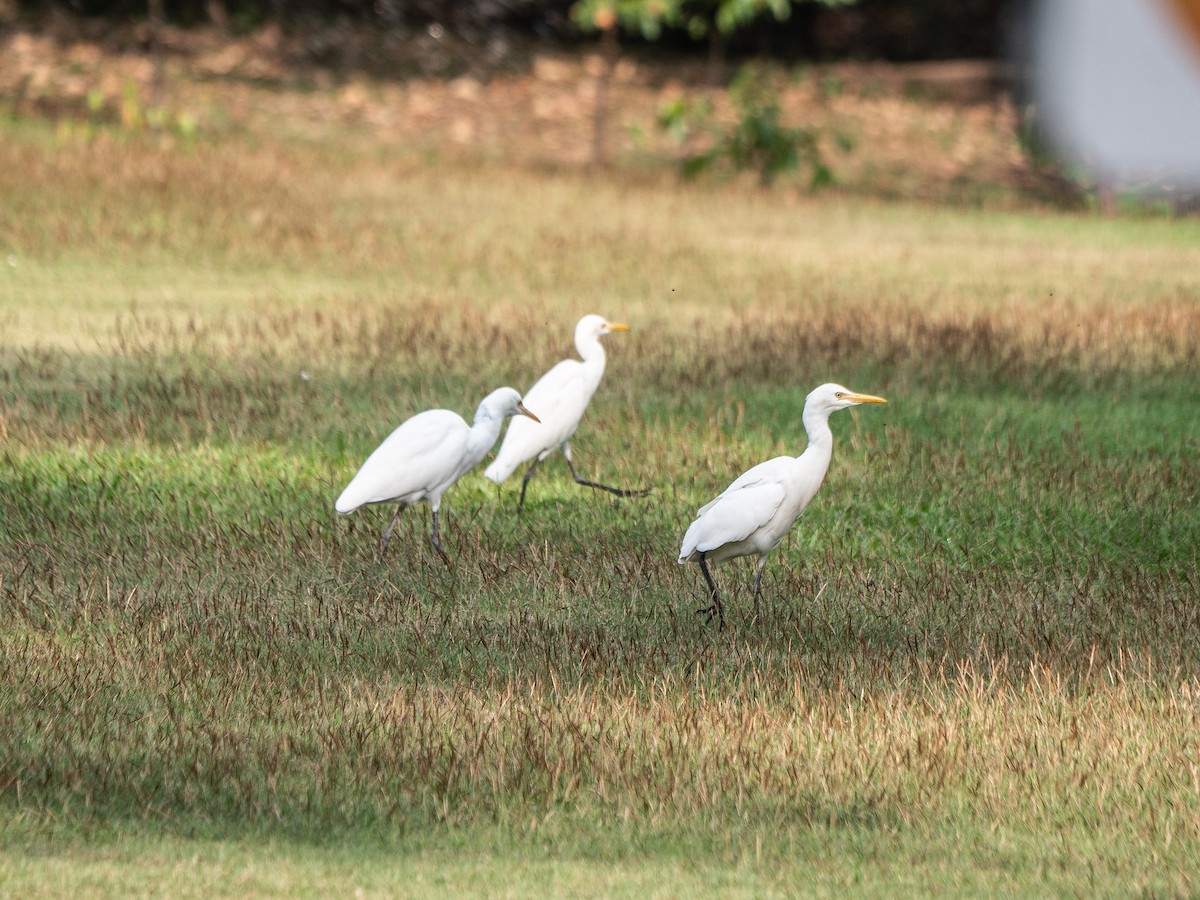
left=679, top=383, right=887, bottom=624
left=337, top=386, right=538, bottom=564
left=485, top=314, right=647, bottom=510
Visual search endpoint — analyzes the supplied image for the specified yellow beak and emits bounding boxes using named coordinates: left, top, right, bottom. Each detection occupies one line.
left=847, top=392, right=887, bottom=404
left=605, top=322, right=631, bottom=332
left=518, top=402, right=540, bottom=423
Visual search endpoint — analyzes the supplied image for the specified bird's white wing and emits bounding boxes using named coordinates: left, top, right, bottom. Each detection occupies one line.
left=694, top=457, right=793, bottom=517
left=679, top=457, right=792, bottom=560
left=518, top=359, right=590, bottom=437
left=336, top=410, right=469, bottom=512
left=486, top=360, right=590, bottom=481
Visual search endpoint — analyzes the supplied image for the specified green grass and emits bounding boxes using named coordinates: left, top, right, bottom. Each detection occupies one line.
left=2, top=116, right=1200, bottom=895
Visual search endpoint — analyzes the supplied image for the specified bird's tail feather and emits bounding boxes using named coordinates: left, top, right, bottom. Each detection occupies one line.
left=484, top=458, right=514, bottom=484
left=334, top=488, right=359, bottom=515
left=677, top=520, right=701, bottom=564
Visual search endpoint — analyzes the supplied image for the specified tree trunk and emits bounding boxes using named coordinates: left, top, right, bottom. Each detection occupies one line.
left=706, top=26, right=725, bottom=87
left=590, top=24, right=619, bottom=171
left=146, top=0, right=164, bottom=104
left=206, top=0, right=229, bottom=35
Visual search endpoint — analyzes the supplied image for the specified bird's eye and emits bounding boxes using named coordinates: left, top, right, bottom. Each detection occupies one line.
left=835, top=392, right=844, bottom=399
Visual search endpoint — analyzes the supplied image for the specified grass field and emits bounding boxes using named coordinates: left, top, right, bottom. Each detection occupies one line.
left=2, top=107, right=1200, bottom=896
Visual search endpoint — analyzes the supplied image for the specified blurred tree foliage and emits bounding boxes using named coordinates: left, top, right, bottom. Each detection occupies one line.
left=658, top=62, right=841, bottom=186
left=571, top=0, right=856, bottom=81
left=12, top=0, right=1010, bottom=62
left=570, top=0, right=848, bottom=41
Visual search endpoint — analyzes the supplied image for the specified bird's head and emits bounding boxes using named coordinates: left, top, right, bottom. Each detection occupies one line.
left=576, top=314, right=631, bottom=345
left=806, top=383, right=888, bottom=416
left=479, top=387, right=540, bottom=423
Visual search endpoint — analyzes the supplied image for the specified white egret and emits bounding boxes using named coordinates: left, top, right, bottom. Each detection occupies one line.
left=484, top=314, right=649, bottom=511
left=678, top=383, right=887, bottom=625
left=336, top=387, right=539, bottom=564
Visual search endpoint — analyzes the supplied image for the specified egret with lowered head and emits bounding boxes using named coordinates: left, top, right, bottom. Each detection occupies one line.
left=678, top=383, right=887, bottom=625
left=485, top=314, right=649, bottom=511
left=337, top=387, right=539, bottom=564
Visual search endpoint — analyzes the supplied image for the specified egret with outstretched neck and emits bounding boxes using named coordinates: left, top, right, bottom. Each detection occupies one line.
left=678, top=383, right=887, bottom=625
left=337, top=387, right=539, bottom=564
left=485, top=314, right=649, bottom=511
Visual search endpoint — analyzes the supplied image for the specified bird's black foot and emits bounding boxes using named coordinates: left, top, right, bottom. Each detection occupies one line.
left=565, top=457, right=651, bottom=501
left=576, top=478, right=651, bottom=499
left=696, top=554, right=723, bottom=626
left=376, top=503, right=405, bottom=566
left=613, top=485, right=653, bottom=498
left=431, top=512, right=452, bottom=567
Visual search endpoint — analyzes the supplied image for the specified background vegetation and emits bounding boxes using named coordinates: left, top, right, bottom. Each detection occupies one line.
left=2, top=19, right=1199, bottom=896
left=5, top=0, right=1009, bottom=63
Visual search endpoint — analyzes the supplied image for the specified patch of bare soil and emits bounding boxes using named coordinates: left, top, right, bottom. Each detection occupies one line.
left=0, top=18, right=1070, bottom=205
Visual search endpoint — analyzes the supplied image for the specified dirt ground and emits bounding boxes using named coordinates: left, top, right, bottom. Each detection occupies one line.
left=0, top=17, right=1068, bottom=205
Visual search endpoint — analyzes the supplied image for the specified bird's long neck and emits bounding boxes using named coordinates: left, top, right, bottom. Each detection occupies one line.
left=575, top=334, right=608, bottom=395
left=576, top=334, right=607, bottom=372
left=797, top=407, right=834, bottom=475
left=464, top=408, right=508, bottom=471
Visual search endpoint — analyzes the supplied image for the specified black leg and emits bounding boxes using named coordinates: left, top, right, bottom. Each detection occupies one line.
left=751, top=557, right=767, bottom=622
left=564, top=454, right=650, bottom=500
left=517, top=457, right=543, bottom=514
left=695, top=552, right=723, bottom=627
left=377, top=504, right=405, bottom=564
left=430, top=509, right=451, bottom=567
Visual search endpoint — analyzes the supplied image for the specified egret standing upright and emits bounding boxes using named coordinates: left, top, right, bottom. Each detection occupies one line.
left=678, top=383, right=887, bottom=625
left=485, top=314, right=649, bottom=511
left=336, top=387, right=539, bottom=565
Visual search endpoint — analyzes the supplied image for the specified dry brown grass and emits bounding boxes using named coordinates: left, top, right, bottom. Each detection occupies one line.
left=2, top=42, right=1200, bottom=892
left=3, top=22, right=1047, bottom=205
